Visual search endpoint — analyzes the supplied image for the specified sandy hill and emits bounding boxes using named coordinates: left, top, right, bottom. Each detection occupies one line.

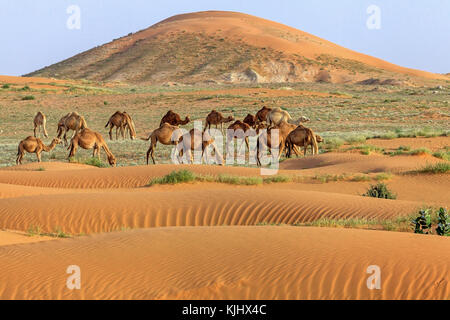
left=26, top=11, right=447, bottom=84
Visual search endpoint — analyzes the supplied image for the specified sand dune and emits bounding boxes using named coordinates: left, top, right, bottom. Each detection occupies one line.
left=0, top=147, right=447, bottom=300
left=280, top=152, right=444, bottom=174
left=0, top=184, right=421, bottom=235
left=0, top=227, right=448, bottom=299
left=0, top=230, right=54, bottom=247
left=0, top=163, right=267, bottom=189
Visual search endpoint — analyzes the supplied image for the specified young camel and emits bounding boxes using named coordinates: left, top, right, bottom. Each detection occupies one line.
left=204, top=110, right=234, bottom=135
left=68, top=128, right=116, bottom=167
left=33, top=111, right=48, bottom=138
left=266, top=107, right=310, bottom=128
left=105, top=111, right=136, bottom=140
left=160, top=110, right=190, bottom=127
left=176, top=128, right=222, bottom=164
left=57, top=112, right=88, bottom=146
left=16, top=136, right=61, bottom=164
left=141, top=123, right=183, bottom=165
left=285, top=126, right=320, bottom=157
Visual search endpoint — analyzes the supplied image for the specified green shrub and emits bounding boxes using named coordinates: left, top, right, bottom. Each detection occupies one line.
left=436, top=208, right=450, bottom=236
left=418, top=162, right=450, bottom=174
left=1, top=84, right=10, bottom=89
left=84, top=157, right=108, bottom=168
left=411, top=209, right=432, bottom=234
left=217, top=174, right=263, bottom=185
left=345, top=135, right=367, bottom=145
left=380, top=132, right=398, bottom=140
left=21, top=95, right=35, bottom=100
left=323, top=137, right=344, bottom=150
left=409, top=148, right=431, bottom=155
left=433, top=150, right=450, bottom=161
left=363, top=183, right=396, bottom=199
left=149, top=169, right=196, bottom=185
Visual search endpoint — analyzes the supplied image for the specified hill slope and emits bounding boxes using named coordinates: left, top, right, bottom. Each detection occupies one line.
left=26, top=11, right=447, bottom=84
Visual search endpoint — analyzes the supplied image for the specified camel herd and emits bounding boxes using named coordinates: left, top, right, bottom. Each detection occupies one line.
left=16, top=106, right=322, bottom=167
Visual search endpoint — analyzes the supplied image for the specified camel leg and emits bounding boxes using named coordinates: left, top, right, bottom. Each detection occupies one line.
left=68, top=141, right=78, bottom=159
left=278, top=142, right=285, bottom=160
left=147, top=139, right=157, bottom=165
left=63, top=131, right=68, bottom=146
left=16, top=149, right=24, bottom=165
left=34, top=125, right=37, bottom=138
left=146, top=146, right=152, bottom=165
left=109, top=125, right=113, bottom=140
left=43, top=124, right=48, bottom=138
left=36, top=151, right=42, bottom=163
left=150, top=143, right=156, bottom=164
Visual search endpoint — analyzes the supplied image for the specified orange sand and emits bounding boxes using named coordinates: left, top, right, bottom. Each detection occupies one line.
left=0, top=227, right=448, bottom=299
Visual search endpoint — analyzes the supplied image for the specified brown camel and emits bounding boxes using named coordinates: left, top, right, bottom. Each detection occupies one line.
left=204, top=110, right=234, bottom=134
left=68, top=128, right=116, bottom=167
left=243, top=114, right=257, bottom=129
left=57, top=112, right=88, bottom=146
left=255, top=120, right=301, bottom=166
left=256, top=125, right=286, bottom=167
left=16, top=136, right=61, bottom=164
left=285, top=126, right=320, bottom=157
left=141, top=123, right=184, bottom=165
left=255, top=106, right=272, bottom=125
left=176, top=129, right=222, bottom=164
left=226, top=120, right=257, bottom=152
left=105, top=111, right=137, bottom=140
left=160, top=110, right=190, bottom=127
left=33, top=111, right=48, bottom=138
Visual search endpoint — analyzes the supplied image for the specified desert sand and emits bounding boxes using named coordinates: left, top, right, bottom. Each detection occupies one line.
left=0, top=227, right=448, bottom=299
left=0, top=145, right=448, bottom=299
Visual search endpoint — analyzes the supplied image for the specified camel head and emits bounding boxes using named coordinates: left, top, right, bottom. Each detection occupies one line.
left=107, top=154, right=117, bottom=167
left=52, top=138, right=63, bottom=145
left=298, top=116, right=310, bottom=123
left=316, top=135, right=324, bottom=143
left=225, top=115, right=235, bottom=123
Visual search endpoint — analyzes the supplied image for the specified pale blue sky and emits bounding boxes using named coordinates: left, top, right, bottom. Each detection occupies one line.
left=1, top=0, right=449, bottom=76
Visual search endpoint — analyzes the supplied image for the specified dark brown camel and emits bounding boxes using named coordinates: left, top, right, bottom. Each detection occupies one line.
left=160, top=110, right=190, bottom=127
left=204, top=110, right=234, bottom=134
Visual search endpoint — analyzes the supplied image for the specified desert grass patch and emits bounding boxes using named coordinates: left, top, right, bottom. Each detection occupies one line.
left=267, top=214, right=417, bottom=232
left=409, top=147, right=432, bottom=156
left=149, top=169, right=197, bottom=185
left=415, top=162, right=450, bottom=174
left=69, top=157, right=108, bottom=168
left=322, top=137, right=345, bottom=151
left=26, top=225, right=72, bottom=238
left=347, top=144, right=383, bottom=155
left=148, top=170, right=294, bottom=186
left=433, top=148, right=450, bottom=161
left=363, top=182, right=397, bottom=199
